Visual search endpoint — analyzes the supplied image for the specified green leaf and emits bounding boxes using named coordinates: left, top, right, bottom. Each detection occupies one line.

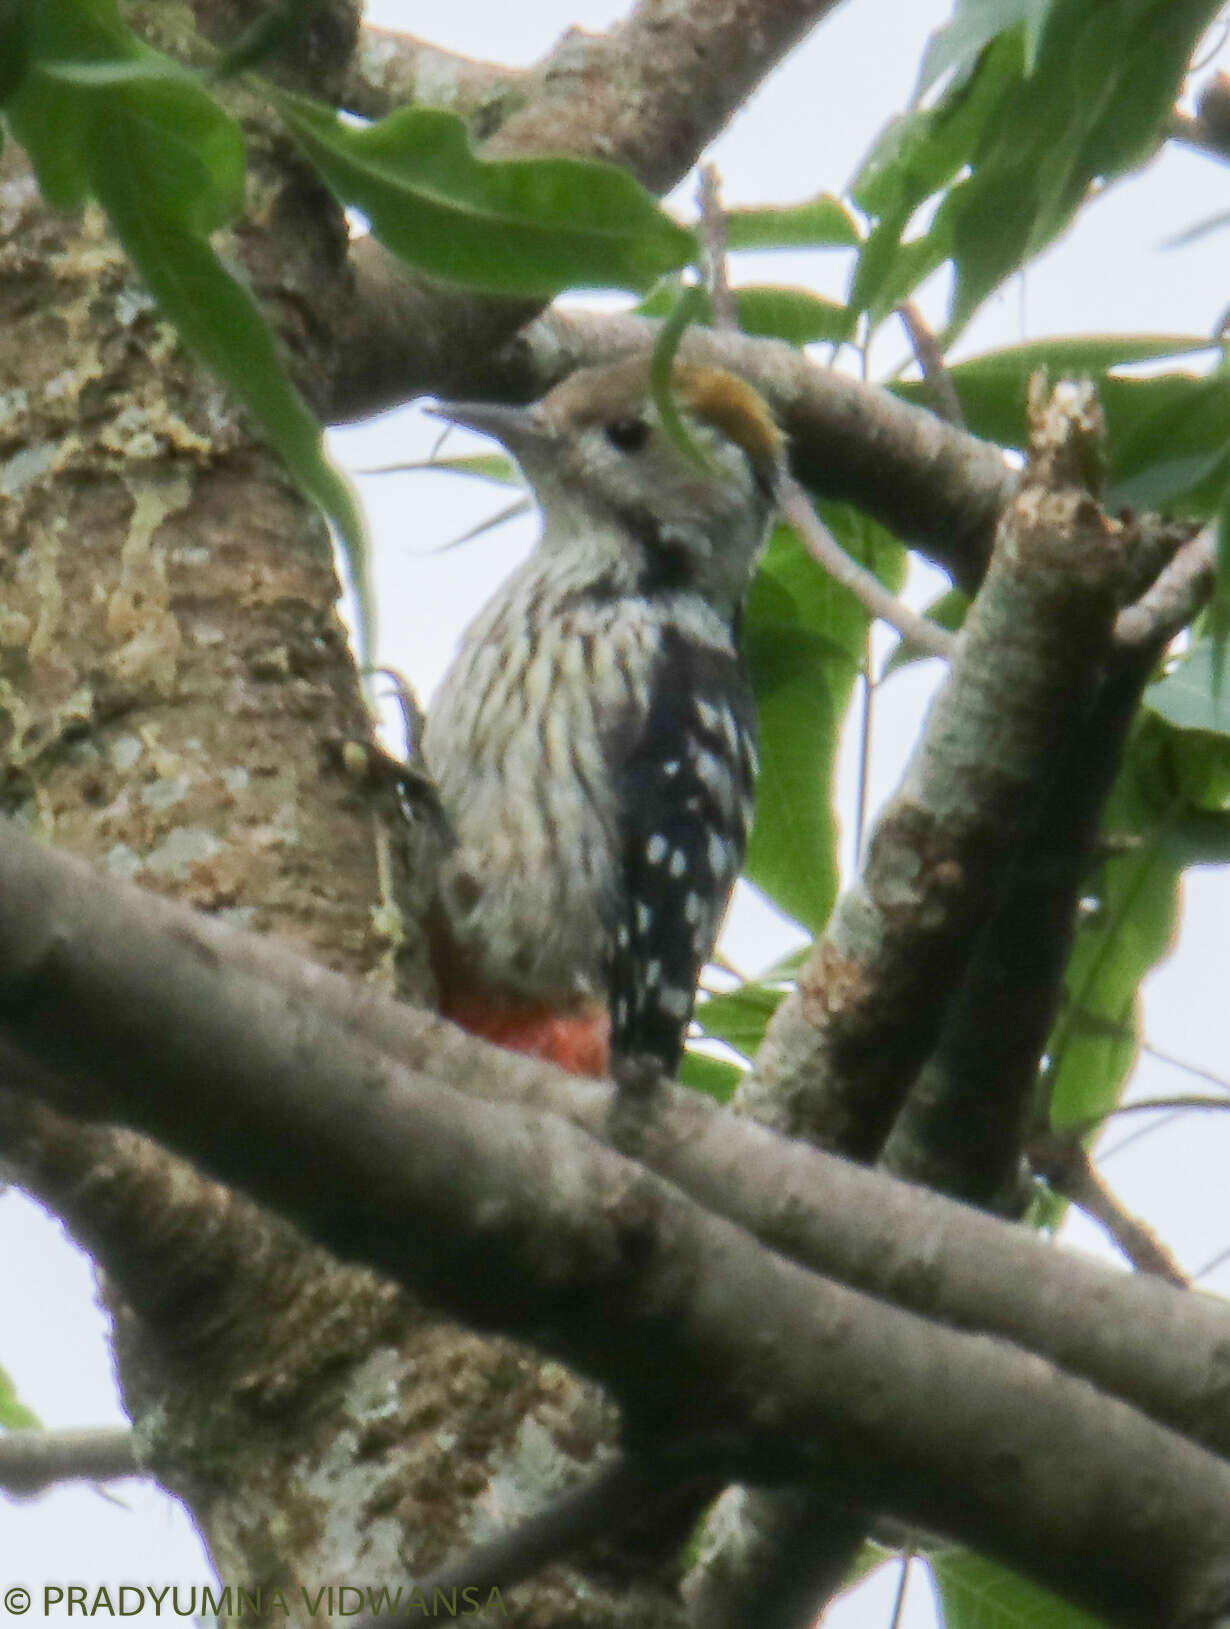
left=1046, top=720, right=1187, bottom=1133
left=693, top=980, right=786, bottom=1061
left=89, top=112, right=373, bottom=659
left=54, top=65, right=244, bottom=235
left=3, top=1, right=372, bottom=656
left=677, top=1048, right=744, bottom=1102
left=734, top=286, right=853, bottom=347
left=1106, top=370, right=1230, bottom=513
left=948, top=0, right=1220, bottom=334
left=1211, top=495, right=1230, bottom=697
left=932, top=1547, right=1111, bottom=1629
left=0, top=0, right=32, bottom=103
left=216, top=0, right=325, bottom=77
left=1146, top=641, right=1230, bottom=737
left=636, top=279, right=853, bottom=348
left=892, top=335, right=1216, bottom=452
left=650, top=282, right=713, bottom=470
left=854, top=31, right=1021, bottom=226
left=725, top=192, right=860, bottom=251
left=916, top=0, right=1053, bottom=99
left=3, top=0, right=137, bottom=205
left=364, top=453, right=522, bottom=486
left=853, top=0, right=1223, bottom=339
left=744, top=510, right=905, bottom=932
left=275, top=92, right=695, bottom=297
left=0, top=1362, right=40, bottom=1430
left=5, top=3, right=244, bottom=235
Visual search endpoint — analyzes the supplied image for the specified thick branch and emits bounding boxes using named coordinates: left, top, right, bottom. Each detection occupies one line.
left=881, top=642, right=1161, bottom=1206
left=331, top=302, right=1017, bottom=589
left=3, top=834, right=1230, bottom=1622
left=341, top=28, right=522, bottom=122
left=2, top=829, right=1229, bottom=1463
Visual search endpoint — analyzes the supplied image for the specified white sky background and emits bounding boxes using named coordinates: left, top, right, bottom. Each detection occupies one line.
left=3, top=3, right=1230, bottom=1624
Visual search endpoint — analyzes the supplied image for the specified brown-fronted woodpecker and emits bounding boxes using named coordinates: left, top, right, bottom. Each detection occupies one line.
left=421, top=359, right=783, bottom=1078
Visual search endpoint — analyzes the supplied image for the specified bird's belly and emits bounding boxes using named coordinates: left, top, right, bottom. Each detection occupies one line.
left=426, top=726, right=619, bottom=1005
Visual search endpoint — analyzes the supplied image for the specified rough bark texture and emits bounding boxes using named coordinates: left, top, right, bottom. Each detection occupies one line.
left=0, top=13, right=665, bottom=1618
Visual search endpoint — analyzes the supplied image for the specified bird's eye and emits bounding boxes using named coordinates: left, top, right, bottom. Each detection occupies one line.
left=605, top=417, right=650, bottom=454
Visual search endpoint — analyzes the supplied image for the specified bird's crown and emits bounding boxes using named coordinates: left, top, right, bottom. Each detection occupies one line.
left=542, top=359, right=782, bottom=477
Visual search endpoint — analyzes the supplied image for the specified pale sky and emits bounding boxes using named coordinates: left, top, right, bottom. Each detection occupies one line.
left=3, top=5, right=1229, bottom=1625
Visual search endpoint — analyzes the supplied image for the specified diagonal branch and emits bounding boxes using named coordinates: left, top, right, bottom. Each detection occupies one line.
left=737, top=384, right=1148, bottom=1156
left=2, top=788, right=1229, bottom=1464
left=2, top=830, right=1230, bottom=1625
left=776, top=473, right=956, bottom=657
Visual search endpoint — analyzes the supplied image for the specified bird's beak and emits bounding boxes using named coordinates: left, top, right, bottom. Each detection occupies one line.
left=425, top=399, right=557, bottom=451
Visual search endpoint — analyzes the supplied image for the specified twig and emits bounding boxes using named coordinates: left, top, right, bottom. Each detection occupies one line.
left=889, top=1552, right=915, bottom=1629
left=854, top=653, right=874, bottom=862
left=897, top=302, right=964, bottom=429
left=698, top=164, right=739, bottom=331
left=1029, top=1131, right=1190, bottom=1289
left=1141, top=1042, right=1230, bottom=1094
left=1084, top=1093, right=1230, bottom=1127
left=0, top=1428, right=141, bottom=1495
left=775, top=473, right=955, bottom=658
left=1114, top=525, right=1216, bottom=648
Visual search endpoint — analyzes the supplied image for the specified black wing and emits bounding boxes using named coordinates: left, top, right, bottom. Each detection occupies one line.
left=608, top=626, right=757, bottom=1072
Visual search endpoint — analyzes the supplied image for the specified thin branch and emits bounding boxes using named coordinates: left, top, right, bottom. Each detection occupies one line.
left=1030, top=1131, right=1190, bottom=1289
left=889, top=1553, right=915, bottom=1629
left=1141, top=1043, right=1230, bottom=1094
left=1099, top=1107, right=1189, bottom=1163
left=1196, top=1241, right=1230, bottom=1283
left=854, top=656, right=874, bottom=863
left=698, top=165, right=739, bottom=332
left=1114, top=524, right=1216, bottom=648
left=1089, top=1094, right=1230, bottom=1126
left=897, top=302, right=964, bottom=429
left=0, top=1428, right=141, bottom=1496
left=775, top=473, right=955, bottom=658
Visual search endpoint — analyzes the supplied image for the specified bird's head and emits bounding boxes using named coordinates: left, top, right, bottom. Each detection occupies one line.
left=430, top=359, right=783, bottom=616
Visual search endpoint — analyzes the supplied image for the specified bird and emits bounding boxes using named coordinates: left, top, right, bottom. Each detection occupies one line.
left=419, top=357, right=782, bottom=1078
